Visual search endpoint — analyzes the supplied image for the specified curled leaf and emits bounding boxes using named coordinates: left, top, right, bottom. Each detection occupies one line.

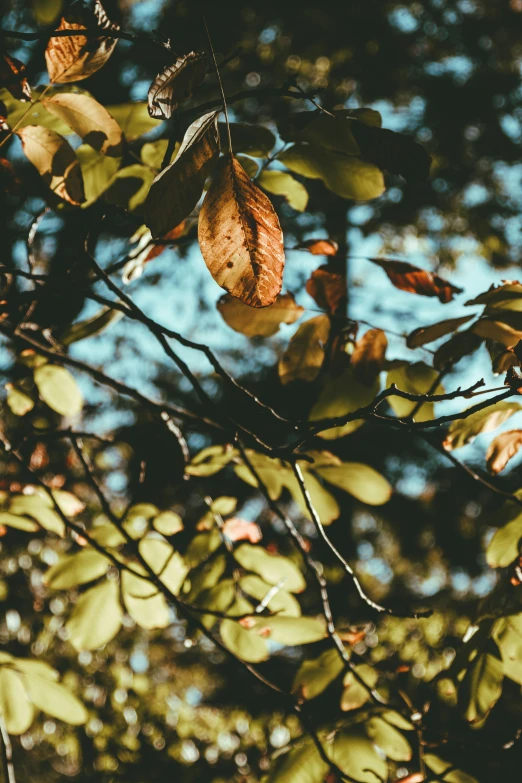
left=486, top=430, right=522, bottom=474
left=144, top=111, right=219, bottom=238
left=198, top=154, right=285, bottom=307
left=45, top=0, right=118, bottom=83
left=217, top=292, right=303, bottom=337
left=305, top=265, right=346, bottom=314
left=148, top=52, right=207, bottom=119
left=0, top=52, right=31, bottom=101
left=370, top=258, right=461, bottom=303
left=17, top=126, right=85, bottom=204
left=407, top=315, right=474, bottom=349
left=279, top=314, right=330, bottom=385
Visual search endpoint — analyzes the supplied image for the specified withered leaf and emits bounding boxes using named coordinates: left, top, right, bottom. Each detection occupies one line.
left=486, top=430, right=522, bottom=475
left=297, top=238, right=339, bottom=256
left=369, top=258, right=461, bottom=303
left=434, top=330, right=483, bottom=370
left=144, top=111, right=219, bottom=238
left=217, top=292, right=303, bottom=337
left=45, top=0, right=119, bottom=84
left=17, top=126, right=84, bottom=204
left=351, top=328, right=388, bottom=386
left=351, top=121, right=431, bottom=182
left=144, top=222, right=187, bottom=263
left=492, top=348, right=519, bottom=375
left=0, top=52, right=31, bottom=101
left=198, top=154, right=285, bottom=307
left=305, top=265, right=346, bottom=314
left=278, top=314, right=330, bottom=385
left=42, top=93, right=124, bottom=156
left=148, top=52, right=207, bottom=119
left=406, top=314, right=474, bottom=349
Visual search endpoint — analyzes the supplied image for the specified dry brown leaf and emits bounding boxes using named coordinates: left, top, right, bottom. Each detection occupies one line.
left=148, top=52, right=207, bottom=119
left=144, top=111, right=220, bottom=238
left=486, top=430, right=522, bottom=474
left=351, top=328, right=388, bottom=386
left=278, top=314, right=330, bottom=385
left=407, top=314, right=474, bottom=349
left=222, top=517, right=262, bottom=543
left=305, top=265, right=346, bottom=314
left=370, top=258, right=461, bottom=303
left=144, top=222, right=187, bottom=263
left=42, top=93, right=124, bottom=156
left=17, top=126, right=84, bottom=204
left=0, top=52, right=31, bottom=101
left=45, top=0, right=118, bottom=84
left=217, top=292, right=303, bottom=337
left=296, top=238, right=339, bottom=256
left=433, top=331, right=483, bottom=371
left=198, top=154, right=285, bottom=307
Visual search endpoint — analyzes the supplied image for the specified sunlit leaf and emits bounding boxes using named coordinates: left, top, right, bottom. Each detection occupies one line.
left=296, top=238, right=339, bottom=256
left=493, top=614, right=522, bottom=685
left=105, top=102, right=160, bottom=139
left=233, top=543, right=306, bottom=593
left=486, top=514, right=522, bottom=568
left=0, top=52, right=31, bottom=101
left=105, top=164, right=155, bottom=212
left=22, top=672, right=88, bottom=725
left=42, top=93, right=124, bottom=156
left=443, top=401, right=522, bottom=450
left=218, top=292, right=304, bottom=337
left=185, top=444, right=237, bottom=477
left=148, top=53, right=207, bottom=119
left=9, top=493, right=65, bottom=536
left=351, top=328, right=387, bottom=385
left=0, top=668, right=34, bottom=735
left=316, top=462, right=392, bottom=505
left=364, top=716, right=412, bottom=761
left=239, top=574, right=301, bottom=617
left=66, top=579, right=123, bottom=650
left=309, top=366, right=379, bottom=439
left=264, top=735, right=329, bottom=783
left=5, top=383, right=34, bottom=416
left=458, top=642, right=503, bottom=725
left=121, top=569, right=170, bottom=629
left=44, top=550, right=110, bottom=589
left=305, top=266, right=346, bottom=314
left=370, top=257, right=461, bottom=303
left=198, top=154, right=285, bottom=307
left=258, top=169, right=309, bottom=211
left=386, top=362, right=444, bottom=422
left=17, top=126, right=85, bottom=204
left=220, top=618, right=269, bottom=663
left=424, top=754, right=478, bottom=783
left=34, top=363, right=83, bottom=416
left=292, top=648, right=344, bottom=699
left=152, top=511, right=183, bottom=536
left=341, top=663, right=379, bottom=711
left=247, top=614, right=326, bottom=645
left=485, top=429, right=522, bottom=474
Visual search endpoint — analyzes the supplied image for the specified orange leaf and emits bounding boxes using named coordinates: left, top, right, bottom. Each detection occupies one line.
left=198, top=154, right=285, bottom=307
left=0, top=52, right=31, bottom=101
left=370, top=258, right=461, bottom=303
left=223, top=517, right=262, bottom=543
left=306, top=265, right=346, bottom=314
left=296, top=238, right=339, bottom=256
left=486, top=429, right=522, bottom=475
left=351, top=328, right=388, bottom=386
left=144, top=222, right=187, bottom=263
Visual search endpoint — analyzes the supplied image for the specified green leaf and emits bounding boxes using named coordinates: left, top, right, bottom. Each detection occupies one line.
left=443, top=401, right=522, bottom=450
left=0, top=512, right=39, bottom=532
left=185, top=554, right=226, bottom=601
left=220, top=619, right=269, bottom=662
left=233, top=543, right=306, bottom=593
left=486, top=514, right=522, bottom=567
left=106, top=103, right=160, bottom=140
left=341, top=663, right=379, bottom=711
left=219, top=123, right=276, bottom=157
left=0, top=668, right=34, bottom=735
left=458, top=642, right=504, bottom=725
left=292, top=648, right=345, bottom=699
left=386, top=362, right=444, bottom=422
left=1, top=88, right=72, bottom=135
left=152, top=511, right=183, bottom=536
left=493, top=614, right=522, bottom=685
left=217, top=292, right=304, bottom=337
left=34, top=364, right=83, bottom=416
left=466, top=282, right=522, bottom=309
left=5, top=384, right=34, bottom=416
left=66, top=580, right=123, bottom=651
left=139, top=538, right=189, bottom=595
left=265, top=735, right=329, bottom=783
left=258, top=170, right=309, bottom=211
left=11, top=659, right=58, bottom=680
left=22, top=672, right=88, bottom=725
left=121, top=570, right=170, bottom=629
left=89, top=523, right=126, bottom=548
left=185, top=529, right=222, bottom=567
left=240, top=574, right=301, bottom=617
left=76, top=145, right=121, bottom=206
left=248, top=615, right=326, bottom=645
left=194, top=579, right=236, bottom=621
left=278, top=315, right=330, bottom=385
left=33, top=0, right=63, bottom=25
left=44, top=550, right=110, bottom=589
left=280, top=144, right=385, bottom=201
left=331, top=729, right=388, bottom=783
left=364, top=716, right=412, bottom=761
left=9, top=493, right=65, bottom=536
left=105, top=164, right=155, bottom=213
left=283, top=470, right=340, bottom=525
left=234, top=452, right=287, bottom=501
left=185, top=444, right=237, bottom=477
left=236, top=154, right=259, bottom=178
left=141, top=140, right=172, bottom=170
left=425, top=754, right=479, bottom=783
left=279, top=110, right=360, bottom=155
left=315, top=462, right=392, bottom=506
left=309, top=366, right=379, bottom=439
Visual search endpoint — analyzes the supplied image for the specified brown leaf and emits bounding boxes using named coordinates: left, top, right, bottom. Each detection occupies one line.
left=148, top=52, right=207, bottom=120
left=278, top=314, right=330, bottom=385
left=434, top=331, right=483, bottom=370
left=217, top=292, right=304, bottom=337
left=144, top=222, right=187, bottom=263
left=42, top=93, right=124, bottom=156
left=407, top=314, right=474, bottom=349
left=0, top=52, right=31, bottom=101
left=198, top=154, right=285, bottom=307
left=17, top=126, right=84, bottom=204
left=397, top=775, right=424, bottom=783
left=144, top=111, right=220, bottom=238
left=486, top=430, right=522, bottom=474
left=0, top=157, right=20, bottom=195
left=296, top=238, right=339, bottom=256
left=222, top=518, right=262, bottom=543
left=472, top=318, right=522, bottom=348
left=45, top=0, right=118, bottom=84
left=0, top=100, right=8, bottom=133
left=492, top=348, right=519, bottom=375
left=306, top=265, right=346, bottom=314
left=351, top=328, right=388, bottom=386
left=369, top=258, right=461, bottom=303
